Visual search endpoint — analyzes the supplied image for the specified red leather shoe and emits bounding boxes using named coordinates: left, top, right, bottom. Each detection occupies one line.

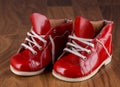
left=10, top=13, right=73, bottom=76
left=52, top=16, right=114, bottom=82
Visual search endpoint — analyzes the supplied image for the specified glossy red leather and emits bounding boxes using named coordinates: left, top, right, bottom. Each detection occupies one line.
left=74, top=16, right=95, bottom=38
left=10, top=13, right=73, bottom=72
left=53, top=16, right=113, bottom=78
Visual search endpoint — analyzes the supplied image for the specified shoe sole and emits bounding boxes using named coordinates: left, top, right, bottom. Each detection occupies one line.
left=52, top=55, right=112, bottom=82
left=10, top=65, right=45, bottom=76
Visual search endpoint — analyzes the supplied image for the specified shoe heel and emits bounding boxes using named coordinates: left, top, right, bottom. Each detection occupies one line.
left=104, top=56, right=112, bottom=65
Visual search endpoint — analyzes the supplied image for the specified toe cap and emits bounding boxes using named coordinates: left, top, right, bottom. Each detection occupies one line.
left=10, top=53, right=30, bottom=71
left=53, top=55, right=84, bottom=78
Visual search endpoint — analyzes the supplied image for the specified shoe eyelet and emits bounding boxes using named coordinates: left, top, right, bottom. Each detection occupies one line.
left=34, top=51, right=37, bottom=55
left=83, top=57, right=87, bottom=61
left=39, top=47, right=42, bottom=51
left=53, top=29, right=56, bottom=34
left=88, top=50, right=91, bottom=54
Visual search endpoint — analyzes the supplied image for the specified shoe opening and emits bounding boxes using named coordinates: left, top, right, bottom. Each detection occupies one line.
left=50, top=18, right=72, bottom=27
left=91, top=20, right=112, bottom=37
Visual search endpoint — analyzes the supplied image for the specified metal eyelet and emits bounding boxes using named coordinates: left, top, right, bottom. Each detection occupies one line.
left=88, top=50, right=91, bottom=54
left=53, top=29, right=56, bottom=34
left=34, top=51, right=37, bottom=55
left=83, top=56, right=87, bottom=61
left=38, top=47, right=42, bottom=51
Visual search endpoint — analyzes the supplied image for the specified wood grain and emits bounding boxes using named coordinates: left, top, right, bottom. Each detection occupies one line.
left=0, top=0, right=120, bottom=87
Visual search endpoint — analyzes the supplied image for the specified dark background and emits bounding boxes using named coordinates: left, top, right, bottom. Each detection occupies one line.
left=0, top=0, right=120, bottom=87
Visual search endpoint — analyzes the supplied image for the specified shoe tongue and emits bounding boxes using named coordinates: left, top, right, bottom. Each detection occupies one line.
left=30, top=13, right=51, bottom=35
left=74, top=16, right=95, bottom=39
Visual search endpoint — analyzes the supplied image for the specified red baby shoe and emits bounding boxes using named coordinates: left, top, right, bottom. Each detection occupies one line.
left=52, top=16, right=114, bottom=82
left=10, top=13, right=73, bottom=76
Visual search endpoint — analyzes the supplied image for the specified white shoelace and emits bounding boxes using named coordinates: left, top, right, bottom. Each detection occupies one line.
left=21, top=29, right=47, bottom=54
left=64, top=35, right=110, bottom=60
left=21, top=29, right=55, bottom=63
left=21, top=29, right=55, bottom=58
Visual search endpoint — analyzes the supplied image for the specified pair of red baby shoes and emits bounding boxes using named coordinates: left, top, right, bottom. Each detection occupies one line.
left=10, top=13, right=113, bottom=82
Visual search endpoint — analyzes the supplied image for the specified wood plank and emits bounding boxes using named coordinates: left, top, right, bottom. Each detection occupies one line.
left=47, top=0, right=71, bottom=6
left=0, top=0, right=120, bottom=87
left=47, top=6, right=74, bottom=19
left=72, top=0, right=103, bottom=20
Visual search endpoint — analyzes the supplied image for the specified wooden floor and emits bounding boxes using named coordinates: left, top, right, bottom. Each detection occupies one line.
left=0, top=0, right=120, bottom=87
